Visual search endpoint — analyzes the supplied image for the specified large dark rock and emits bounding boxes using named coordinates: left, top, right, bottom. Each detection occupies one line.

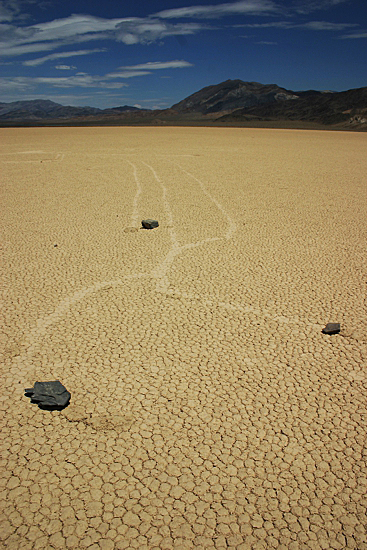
left=322, top=323, right=340, bottom=335
left=142, top=219, right=159, bottom=229
left=25, top=380, right=71, bottom=410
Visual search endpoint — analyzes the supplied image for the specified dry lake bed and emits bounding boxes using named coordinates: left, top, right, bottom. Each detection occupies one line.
left=1, top=127, right=367, bottom=549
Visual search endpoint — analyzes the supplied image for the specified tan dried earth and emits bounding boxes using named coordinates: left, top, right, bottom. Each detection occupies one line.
left=1, top=127, right=366, bottom=549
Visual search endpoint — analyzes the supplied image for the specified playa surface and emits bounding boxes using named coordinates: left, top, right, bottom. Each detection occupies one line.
left=1, top=127, right=366, bottom=549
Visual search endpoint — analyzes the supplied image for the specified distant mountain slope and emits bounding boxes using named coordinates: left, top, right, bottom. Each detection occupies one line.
left=0, top=99, right=102, bottom=120
left=106, top=105, right=144, bottom=113
left=216, top=86, right=367, bottom=126
left=1, top=81, right=366, bottom=129
left=0, top=99, right=63, bottom=117
left=171, top=79, right=299, bottom=114
left=0, top=99, right=144, bottom=121
left=170, top=80, right=366, bottom=128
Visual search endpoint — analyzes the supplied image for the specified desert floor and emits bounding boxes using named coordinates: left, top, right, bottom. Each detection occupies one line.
left=1, top=127, right=366, bottom=549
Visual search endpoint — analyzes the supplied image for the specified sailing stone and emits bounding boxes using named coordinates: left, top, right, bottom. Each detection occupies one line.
left=142, top=219, right=159, bottom=229
left=322, top=323, right=340, bottom=335
left=25, top=380, right=71, bottom=409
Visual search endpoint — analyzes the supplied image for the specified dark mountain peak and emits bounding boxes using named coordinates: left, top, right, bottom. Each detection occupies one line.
left=171, top=79, right=298, bottom=114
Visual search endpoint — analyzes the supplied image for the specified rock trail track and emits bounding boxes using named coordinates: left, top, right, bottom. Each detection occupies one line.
left=1, top=127, right=366, bottom=549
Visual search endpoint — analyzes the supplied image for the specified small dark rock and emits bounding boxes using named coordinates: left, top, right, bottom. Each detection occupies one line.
left=25, top=380, right=71, bottom=410
left=54, top=244, right=58, bottom=247
left=142, top=219, right=159, bottom=229
left=322, top=323, right=340, bottom=335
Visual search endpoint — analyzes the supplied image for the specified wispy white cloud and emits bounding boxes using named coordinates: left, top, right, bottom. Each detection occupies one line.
left=233, top=21, right=290, bottom=28
left=22, top=48, right=106, bottom=66
left=0, top=0, right=362, bottom=71
left=35, top=75, right=96, bottom=87
left=106, top=59, right=193, bottom=79
left=115, top=19, right=204, bottom=45
left=0, top=36, right=97, bottom=57
left=301, top=20, right=358, bottom=30
left=0, top=57, right=193, bottom=91
left=0, top=0, right=26, bottom=22
left=155, top=0, right=279, bottom=19
left=0, top=0, right=50, bottom=23
left=0, top=35, right=58, bottom=56
left=49, top=80, right=126, bottom=89
left=0, top=14, right=205, bottom=56
left=0, top=76, right=30, bottom=89
left=234, top=20, right=358, bottom=30
left=33, top=75, right=127, bottom=88
left=55, top=65, right=77, bottom=70
left=0, top=14, right=133, bottom=58
left=340, top=31, right=367, bottom=39
left=27, top=14, right=131, bottom=41
left=0, top=74, right=129, bottom=90
left=120, top=60, right=193, bottom=70
left=105, top=70, right=152, bottom=79
left=292, top=0, right=350, bottom=15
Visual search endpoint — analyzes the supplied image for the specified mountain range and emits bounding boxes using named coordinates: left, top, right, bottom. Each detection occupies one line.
left=0, top=100, right=143, bottom=121
left=1, top=80, right=366, bottom=130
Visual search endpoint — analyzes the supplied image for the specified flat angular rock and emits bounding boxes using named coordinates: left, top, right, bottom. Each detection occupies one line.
left=142, top=219, right=159, bottom=229
left=322, top=323, right=340, bottom=335
left=25, top=380, right=71, bottom=410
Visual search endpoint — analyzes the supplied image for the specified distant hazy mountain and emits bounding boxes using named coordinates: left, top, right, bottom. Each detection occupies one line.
left=0, top=99, right=145, bottom=121
left=1, top=81, right=366, bottom=129
left=106, top=105, right=144, bottom=113
left=0, top=100, right=102, bottom=120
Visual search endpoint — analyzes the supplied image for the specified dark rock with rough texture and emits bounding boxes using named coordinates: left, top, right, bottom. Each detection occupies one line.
left=322, top=323, right=340, bottom=335
left=142, top=219, right=159, bottom=229
left=25, top=380, right=71, bottom=409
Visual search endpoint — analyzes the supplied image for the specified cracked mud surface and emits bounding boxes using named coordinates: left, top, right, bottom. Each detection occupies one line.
left=1, top=127, right=367, bottom=549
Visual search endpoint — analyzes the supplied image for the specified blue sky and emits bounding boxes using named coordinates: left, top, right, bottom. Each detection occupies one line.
left=0, top=0, right=366, bottom=109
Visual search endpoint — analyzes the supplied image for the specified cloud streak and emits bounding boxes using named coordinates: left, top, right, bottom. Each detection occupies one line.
left=0, top=74, right=129, bottom=90
left=0, top=14, right=128, bottom=57
left=0, top=57, right=193, bottom=91
left=120, top=60, right=194, bottom=70
left=0, top=0, right=360, bottom=62
left=155, top=0, right=279, bottom=19
left=292, top=0, right=350, bottom=15
left=55, top=65, right=77, bottom=70
left=116, top=19, right=204, bottom=45
left=22, top=48, right=106, bottom=66
left=104, top=70, right=152, bottom=79
left=0, top=14, right=206, bottom=55
left=234, top=20, right=359, bottom=30
left=106, top=60, right=193, bottom=79
left=27, top=14, right=131, bottom=41
left=340, top=31, right=367, bottom=39
left=0, top=0, right=28, bottom=22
